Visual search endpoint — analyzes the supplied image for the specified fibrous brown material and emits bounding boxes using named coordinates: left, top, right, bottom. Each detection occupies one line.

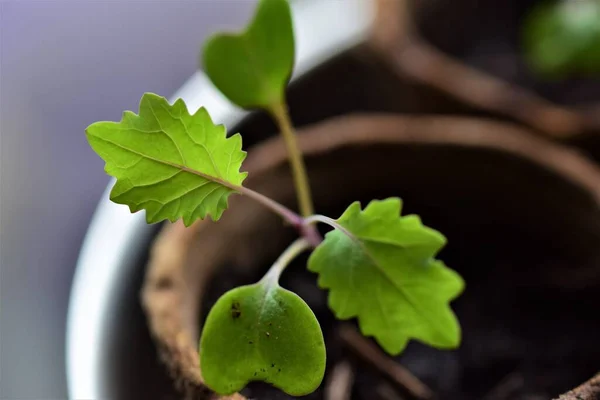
left=556, top=374, right=600, bottom=400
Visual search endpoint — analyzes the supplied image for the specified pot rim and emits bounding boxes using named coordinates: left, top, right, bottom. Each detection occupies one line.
left=65, top=1, right=375, bottom=398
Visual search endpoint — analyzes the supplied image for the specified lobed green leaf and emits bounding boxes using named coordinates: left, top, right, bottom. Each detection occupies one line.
left=86, top=93, right=247, bottom=225
left=308, top=198, right=464, bottom=355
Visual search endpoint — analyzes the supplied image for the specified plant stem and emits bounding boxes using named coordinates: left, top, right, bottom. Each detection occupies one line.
left=269, top=101, right=314, bottom=217
left=235, top=184, right=303, bottom=227
left=304, top=214, right=354, bottom=240
left=236, top=185, right=323, bottom=247
left=261, top=238, right=312, bottom=284
left=300, top=223, right=323, bottom=248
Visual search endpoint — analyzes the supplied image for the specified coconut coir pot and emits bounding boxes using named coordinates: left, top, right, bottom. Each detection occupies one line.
left=142, top=114, right=600, bottom=400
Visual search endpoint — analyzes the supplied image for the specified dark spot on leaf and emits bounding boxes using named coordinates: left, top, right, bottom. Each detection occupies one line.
left=248, top=341, right=253, bottom=344
left=268, top=322, right=272, bottom=326
left=231, top=301, right=241, bottom=319
left=253, top=372, right=257, bottom=376
left=271, top=363, right=275, bottom=367
left=278, top=368, right=281, bottom=372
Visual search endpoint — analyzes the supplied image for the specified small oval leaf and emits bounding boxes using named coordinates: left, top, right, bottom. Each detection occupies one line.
left=200, top=283, right=326, bottom=396
left=202, top=0, right=294, bottom=109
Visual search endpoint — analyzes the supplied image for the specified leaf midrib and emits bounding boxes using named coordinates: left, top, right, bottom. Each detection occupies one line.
left=90, top=134, right=240, bottom=192
left=341, top=229, right=448, bottom=339
left=253, top=283, right=277, bottom=372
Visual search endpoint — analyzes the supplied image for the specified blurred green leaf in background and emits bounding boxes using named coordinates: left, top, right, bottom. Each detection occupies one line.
left=522, top=0, right=600, bottom=78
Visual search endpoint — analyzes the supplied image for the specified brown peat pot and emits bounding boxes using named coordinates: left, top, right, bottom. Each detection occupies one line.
left=142, top=114, right=600, bottom=400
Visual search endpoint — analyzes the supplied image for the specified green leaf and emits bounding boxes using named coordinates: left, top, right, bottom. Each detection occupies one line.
left=202, top=0, right=294, bottom=109
left=200, top=283, right=326, bottom=396
left=308, top=198, right=464, bottom=355
left=86, top=92, right=247, bottom=225
left=522, top=0, right=600, bottom=78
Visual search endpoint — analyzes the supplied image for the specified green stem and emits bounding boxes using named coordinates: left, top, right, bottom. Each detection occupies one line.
left=269, top=101, right=314, bottom=217
left=261, top=238, right=312, bottom=284
left=304, top=214, right=354, bottom=239
left=304, top=214, right=367, bottom=250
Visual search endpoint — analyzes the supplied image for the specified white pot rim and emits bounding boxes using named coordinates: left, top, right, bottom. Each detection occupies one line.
left=66, top=1, right=374, bottom=398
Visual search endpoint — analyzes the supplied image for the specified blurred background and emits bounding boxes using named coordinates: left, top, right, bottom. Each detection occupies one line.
left=0, top=2, right=255, bottom=398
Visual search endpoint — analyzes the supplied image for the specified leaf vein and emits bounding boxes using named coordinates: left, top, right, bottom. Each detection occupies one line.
left=147, top=98, right=187, bottom=165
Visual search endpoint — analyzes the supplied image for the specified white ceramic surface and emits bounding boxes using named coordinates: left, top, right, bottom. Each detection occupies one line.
left=66, top=1, right=375, bottom=398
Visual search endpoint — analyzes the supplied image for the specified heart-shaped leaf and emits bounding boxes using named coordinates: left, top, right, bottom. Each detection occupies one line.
left=200, top=282, right=326, bottom=396
left=202, top=0, right=294, bottom=109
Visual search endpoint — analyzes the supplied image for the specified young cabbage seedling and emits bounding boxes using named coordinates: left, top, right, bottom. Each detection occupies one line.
left=85, top=0, right=464, bottom=396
